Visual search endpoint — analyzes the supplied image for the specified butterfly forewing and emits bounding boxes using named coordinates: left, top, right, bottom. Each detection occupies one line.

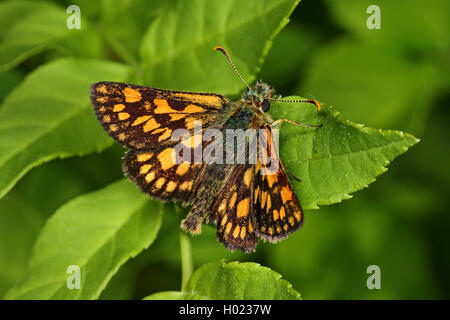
left=90, top=82, right=230, bottom=150
left=253, top=125, right=303, bottom=241
left=124, top=148, right=205, bottom=202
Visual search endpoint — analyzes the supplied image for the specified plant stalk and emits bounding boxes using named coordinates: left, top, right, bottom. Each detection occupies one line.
left=179, top=229, right=193, bottom=292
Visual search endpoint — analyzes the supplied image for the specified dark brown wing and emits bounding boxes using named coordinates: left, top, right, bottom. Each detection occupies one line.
left=90, top=81, right=230, bottom=150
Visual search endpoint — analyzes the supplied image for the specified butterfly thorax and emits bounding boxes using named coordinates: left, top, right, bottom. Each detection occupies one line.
left=222, top=80, right=275, bottom=130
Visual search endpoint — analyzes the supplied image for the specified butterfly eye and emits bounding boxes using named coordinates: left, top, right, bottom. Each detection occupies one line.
left=261, top=99, right=270, bottom=112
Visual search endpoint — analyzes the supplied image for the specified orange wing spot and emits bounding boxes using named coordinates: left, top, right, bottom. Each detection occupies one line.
left=145, top=171, right=155, bottom=183
left=158, top=128, right=172, bottom=142
left=283, top=224, right=288, bottom=231
left=139, top=164, right=152, bottom=175
left=99, top=105, right=106, bottom=112
left=181, top=134, right=202, bottom=148
left=118, top=112, right=130, bottom=120
left=237, top=198, right=250, bottom=218
left=166, top=181, right=178, bottom=192
left=143, top=118, right=160, bottom=132
left=266, top=173, right=278, bottom=188
left=279, top=206, right=286, bottom=220
left=123, top=87, right=141, bottom=102
left=137, top=153, right=153, bottom=162
left=118, top=133, right=126, bottom=141
left=144, top=101, right=151, bottom=111
left=294, top=211, right=302, bottom=222
left=171, top=92, right=225, bottom=108
left=153, top=177, right=166, bottom=190
left=244, top=168, right=253, bottom=187
left=179, top=180, right=193, bottom=191
left=225, top=222, right=233, bottom=235
left=157, top=148, right=176, bottom=170
left=268, top=227, right=274, bottom=236
left=184, top=104, right=206, bottom=113
left=170, top=114, right=187, bottom=121
left=233, top=225, right=240, bottom=238
left=261, top=191, right=268, bottom=209
left=273, top=209, right=279, bottom=221
left=176, top=161, right=190, bottom=176
left=109, top=124, right=118, bottom=132
left=220, top=214, right=227, bottom=226
left=240, top=226, right=246, bottom=240
left=254, top=186, right=259, bottom=204
left=266, top=194, right=272, bottom=213
left=229, top=192, right=237, bottom=209
left=153, top=99, right=179, bottom=114
left=261, top=225, right=266, bottom=233
left=103, top=115, right=111, bottom=123
left=132, top=115, right=151, bottom=126
left=276, top=225, right=282, bottom=233
left=248, top=221, right=253, bottom=233
left=113, top=104, right=126, bottom=112
left=96, top=85, right=108, bottom=94
left=185, top=117, right=197, bottom=130
left=281, top=186, right=293, bottom=203
left=288, top=216, right=295, bottom=226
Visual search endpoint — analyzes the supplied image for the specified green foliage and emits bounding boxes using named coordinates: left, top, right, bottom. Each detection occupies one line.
left=144, top=261, right=301, bottom=300
left=140, top=0, right=300, bottom=95
left=271, top=100, right=418, bottom=209
left=0, top=59, right=130, bottom=199
left=0, top=0, right=445, bottom=300
left=5, top=180, right=162, bottom=299
left=0, top=1, right=103, bottom=72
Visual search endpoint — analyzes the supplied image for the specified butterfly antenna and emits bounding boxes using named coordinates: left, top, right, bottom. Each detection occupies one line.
left=214, top=46, right=250, bottom=90
left=271, top=98, right=321, bottom=111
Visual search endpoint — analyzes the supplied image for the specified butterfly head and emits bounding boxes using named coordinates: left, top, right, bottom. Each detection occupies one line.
left=242, top=80, right=274, bottom=112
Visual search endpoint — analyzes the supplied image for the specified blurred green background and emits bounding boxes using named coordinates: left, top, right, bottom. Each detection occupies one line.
left=0, top=0, right=449, bottom=299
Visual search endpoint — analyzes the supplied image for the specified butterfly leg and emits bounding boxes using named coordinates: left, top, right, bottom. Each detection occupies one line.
left=272, top=118, right=322, bottom=128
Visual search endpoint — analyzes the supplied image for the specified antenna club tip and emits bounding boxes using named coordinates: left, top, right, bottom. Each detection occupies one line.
left=312, top=99, right=321, bottom=111
left=213, top=46, right=225, bottom=53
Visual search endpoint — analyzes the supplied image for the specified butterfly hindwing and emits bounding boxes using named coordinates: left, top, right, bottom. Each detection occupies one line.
left=90, top=81, right=230, bottom=150
left=211, top=164, right=258, bottom=252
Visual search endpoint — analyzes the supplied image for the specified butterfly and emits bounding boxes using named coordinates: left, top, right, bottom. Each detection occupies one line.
left=90, top=47, right=321, bottom=253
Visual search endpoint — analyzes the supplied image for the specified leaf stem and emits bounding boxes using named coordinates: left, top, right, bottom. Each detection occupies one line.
left=179, top=229, right=193, bottom=292
left=175, top=205, right=193, bottom=291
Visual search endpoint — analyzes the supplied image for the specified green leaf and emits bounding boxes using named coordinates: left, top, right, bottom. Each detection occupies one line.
left=144, top=260, right=301, bottom=300
left=0, top=146, right=123, bottom=298
left=99, top=0, right=167, bottom=69
left=270, top=98, right=419, bottom=209
left=0, top=1, right=56, bottom=38
left=140, top=0, right=300, bottom=95
left=5, top=179, right=162, bottom=300
left=0, top=1, right=103, bottom=71
left=144, top=291, right=210, bottom=300
left=0, top=58, right=131, bottom=200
